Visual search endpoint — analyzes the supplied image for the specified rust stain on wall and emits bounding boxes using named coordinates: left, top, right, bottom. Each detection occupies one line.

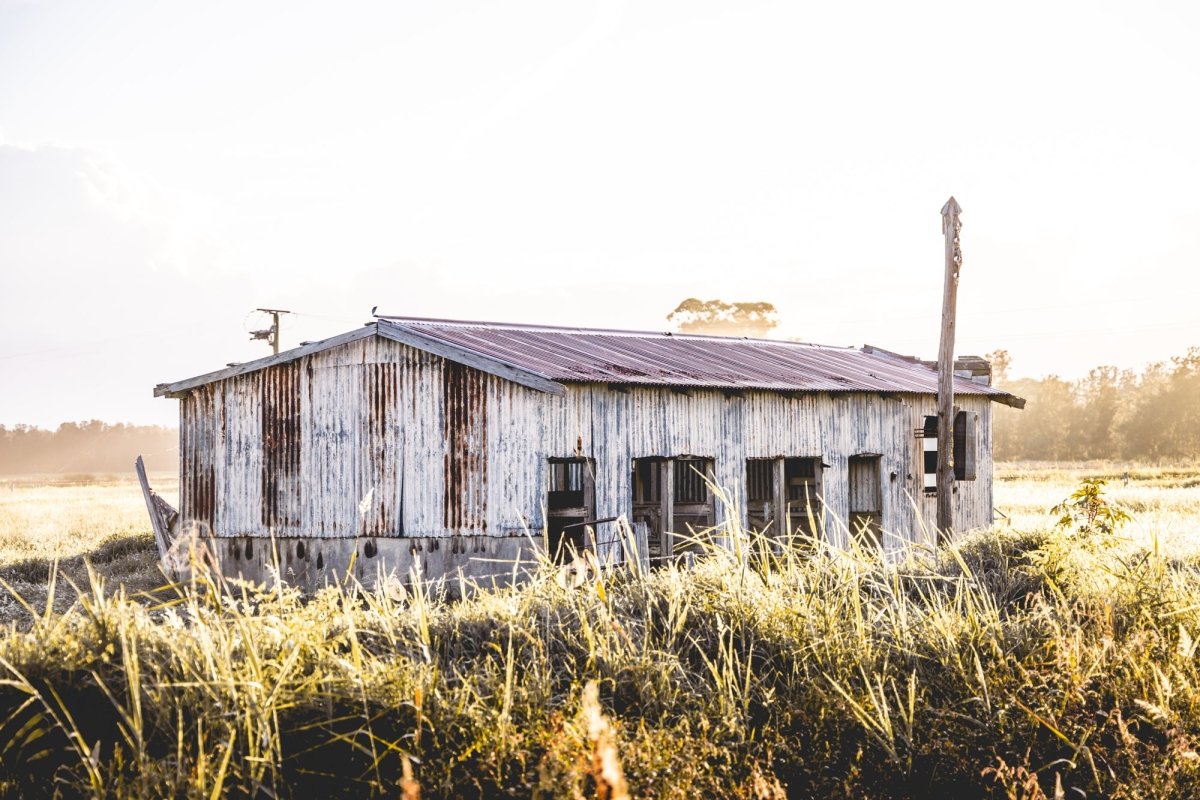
left=182, top=387, right=218, bottom=532
left=193, top=463, right=215, bottom=531
left=443, top=362, right=488, bottom=532
left=363, top=361, right=399, bottom=536
left=261, top=362, right=301, bottom=528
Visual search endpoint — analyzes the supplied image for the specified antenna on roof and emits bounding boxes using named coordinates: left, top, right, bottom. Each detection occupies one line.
left=249, top=308, right=291, bottom=355
left=371, top=305, right=378, bottom=317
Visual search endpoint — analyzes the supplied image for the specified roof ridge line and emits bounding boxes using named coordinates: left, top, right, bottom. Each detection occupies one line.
left=377, top=315, right=841, bottom=348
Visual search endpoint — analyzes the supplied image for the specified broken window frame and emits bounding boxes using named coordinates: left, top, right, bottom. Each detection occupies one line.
left=546, top=457, right=596, bottom=563
left=632, top=455, right=715, bottom=564
left=744, top=456, right=825, bottom=540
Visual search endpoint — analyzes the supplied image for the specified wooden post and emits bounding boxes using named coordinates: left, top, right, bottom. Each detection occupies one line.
left=936, top=197, right=962, bottom=541
left=251, top=308, right=290, bottom=355
left=136, top=455, right=177, bottom=564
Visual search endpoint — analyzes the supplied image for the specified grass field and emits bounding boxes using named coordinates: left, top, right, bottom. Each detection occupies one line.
left=0, top=466, right=1198, bottom=797
left=0, top=474, right=176, bottom=624
left=994, top=462, right=1200, bottom=550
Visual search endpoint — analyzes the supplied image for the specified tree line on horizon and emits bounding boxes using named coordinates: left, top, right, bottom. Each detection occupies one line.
left=3, top=346, right=1198, bottom=475
left=991, top=346, right=1200, bottom=462
left=0, top=421, right=177, bottom=475
left=665, top=298, right=1200, bottom=463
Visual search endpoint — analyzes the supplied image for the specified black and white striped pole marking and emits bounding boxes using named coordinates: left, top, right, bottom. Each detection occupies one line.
left=923, top=416, right=938, bottom=495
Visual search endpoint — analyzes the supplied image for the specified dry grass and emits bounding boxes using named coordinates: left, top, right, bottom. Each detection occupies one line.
left=0, top=469, right=1199, bottom=796
left=995, top=462, right=1200, bottom=552
left=0, top=476, right=175, bottom=625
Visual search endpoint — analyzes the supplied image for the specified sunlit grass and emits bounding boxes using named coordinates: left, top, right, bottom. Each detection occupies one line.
left=995, top=462, right=1200, bottom=551
left=0, top=469, right=1197, bottom=796
left=0, top=476, right=176, bottom=624
left=0, top=475, right=176, bottom=563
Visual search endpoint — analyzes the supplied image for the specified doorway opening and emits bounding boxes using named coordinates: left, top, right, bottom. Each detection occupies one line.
left=848, top=454, right=883, bottom=546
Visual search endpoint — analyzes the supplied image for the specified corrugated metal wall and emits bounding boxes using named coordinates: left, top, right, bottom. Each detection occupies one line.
left=178, top=336, right=996, bottom=549
left=504, top=384, right=994, bottom=555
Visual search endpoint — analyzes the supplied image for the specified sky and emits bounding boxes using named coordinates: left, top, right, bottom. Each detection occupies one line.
left=2, top=0, right=1199, bottom=428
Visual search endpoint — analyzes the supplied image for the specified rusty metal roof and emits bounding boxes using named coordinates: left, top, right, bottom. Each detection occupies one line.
left=377, top=317, right=1022, bottom=405
left=156, top=316, right=1023, bottom=407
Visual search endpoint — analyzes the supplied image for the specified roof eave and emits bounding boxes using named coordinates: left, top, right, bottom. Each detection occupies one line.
left=992, top=393, right=1026, bottom=410
left=153, top=326, right=378, bottom=398
left=155, top=322, right=569, bottom=398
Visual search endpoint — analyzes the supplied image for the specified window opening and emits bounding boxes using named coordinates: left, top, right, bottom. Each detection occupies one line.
left=547, top=457, right=595, bottom=563
left=672, top=457, right=715, bottom=556
left=632, top=457, right=667, bottom=562
left=632, top=456, right=715, bottom=563
left=745, top=457, right=823, bottom=539
left=784, top=457, right=822, bottom=538
left=745, top=459, right=775, bottom=533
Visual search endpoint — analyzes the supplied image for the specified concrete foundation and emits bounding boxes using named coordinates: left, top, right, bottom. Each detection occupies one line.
left=206, top=535, right=543, bottom=594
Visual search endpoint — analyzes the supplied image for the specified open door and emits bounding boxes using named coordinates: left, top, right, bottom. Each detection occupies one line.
left=784, top=457, right=822, bottom=538
left=746, top=456, right=824, bottom=541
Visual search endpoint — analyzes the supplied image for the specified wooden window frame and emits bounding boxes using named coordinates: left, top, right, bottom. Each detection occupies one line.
left=546, top=457, right=596, bottom=562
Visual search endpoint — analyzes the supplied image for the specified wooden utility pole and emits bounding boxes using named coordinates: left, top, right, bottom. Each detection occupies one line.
left=936, top=197, right=962, bottom=540
left=250, top=308, right=291, bottom=355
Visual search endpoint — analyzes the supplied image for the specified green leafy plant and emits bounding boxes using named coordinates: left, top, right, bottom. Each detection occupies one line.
left=1050, top=478, right=1132, bottom=536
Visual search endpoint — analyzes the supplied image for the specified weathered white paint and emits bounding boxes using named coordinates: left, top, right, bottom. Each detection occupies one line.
left=177, top=335, right=998, bottom=566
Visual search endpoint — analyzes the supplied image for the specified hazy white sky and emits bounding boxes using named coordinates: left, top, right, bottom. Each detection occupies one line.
left=3, top=0, right=1199, bottom=427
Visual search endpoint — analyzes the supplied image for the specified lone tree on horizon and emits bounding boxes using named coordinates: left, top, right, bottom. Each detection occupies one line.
left=667, top=298, right=780, bottom=338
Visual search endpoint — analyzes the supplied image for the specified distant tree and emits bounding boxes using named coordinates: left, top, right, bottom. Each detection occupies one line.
left=667, top=298, right=780, bottom=338
left=995, top=375, right=1077, bottom=461
left=1157, top=348, right=1200, bottom=458
left=1114, top=360, right=1170, bottom=460
left=1074, top=366, right=1130, bottom=459
left=985, top=349, right=1012, bottom=385
left=992, top=346, right=1200, bottom=462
